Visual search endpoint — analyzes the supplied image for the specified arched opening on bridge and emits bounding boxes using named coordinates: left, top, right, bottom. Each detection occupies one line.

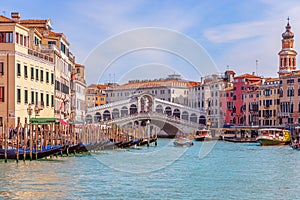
left=199, top=115, right=206, bottom=125
left=156, top=104, right=163, bottom=114
left=165, top=106, right=172, bottom=116
left=140, top=95, right=153, bottom=112
left=121, top=106, right=128, bottom=117
left=94, top=112, right=101, bottom=123
left=85, top=115, right=93, bottom=124
left=112, top=108, right=120, bottom=119
left=182, top=111, right=189, bottom=121
left=130, top=104, right=138, bottom=115
left=173, top=109, right=180, bottom=119
left=190, top=113, right=197, bottom=123
left=103, top=110, right=111, bottom=121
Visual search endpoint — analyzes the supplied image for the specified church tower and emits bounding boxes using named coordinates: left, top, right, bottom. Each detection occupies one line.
left=278, top=18, right=297, bottom=76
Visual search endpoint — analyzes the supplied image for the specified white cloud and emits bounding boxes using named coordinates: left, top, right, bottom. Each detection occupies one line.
left=203, top=0, right=300, bottom=77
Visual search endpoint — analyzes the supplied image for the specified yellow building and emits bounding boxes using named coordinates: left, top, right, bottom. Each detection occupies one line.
left=19, top=17, right=74, bottom=120
left=0, top=13, right=55, bottom=128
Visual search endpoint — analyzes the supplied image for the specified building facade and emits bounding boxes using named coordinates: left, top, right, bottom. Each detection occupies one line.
left=72, top=64, right=86, bottom=122
left=105, top=74, right=197, bottom=106
left=85, top=84, right=107, bottom=108
left=0, top=13, right=55, bottom=128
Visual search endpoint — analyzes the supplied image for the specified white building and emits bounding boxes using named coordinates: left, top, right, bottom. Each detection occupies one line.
left=72, top=64, right=86, bottom=122
left=105, top=74, right=198, bottom=106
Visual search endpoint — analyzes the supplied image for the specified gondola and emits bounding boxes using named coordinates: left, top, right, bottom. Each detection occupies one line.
left=0, top=145, right=65, bottom=160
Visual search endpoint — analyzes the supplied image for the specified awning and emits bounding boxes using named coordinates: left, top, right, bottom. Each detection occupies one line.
left=30, top=118, right=59, bottom=124
left=59, top=119, right=69, bottom=125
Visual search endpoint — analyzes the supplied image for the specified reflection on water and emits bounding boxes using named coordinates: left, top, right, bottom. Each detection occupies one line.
left=0, top=139, right=300, bottom=199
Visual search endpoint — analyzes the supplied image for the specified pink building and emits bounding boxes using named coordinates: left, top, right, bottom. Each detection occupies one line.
left=222, top=74, right=261, bottom=126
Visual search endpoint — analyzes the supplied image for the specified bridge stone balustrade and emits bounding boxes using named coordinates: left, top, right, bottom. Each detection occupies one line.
left=86, top=93, right=207, bottom=136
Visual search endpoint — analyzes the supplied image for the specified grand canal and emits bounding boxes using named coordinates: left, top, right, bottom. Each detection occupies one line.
left=0, top=139, right=300, bottom=200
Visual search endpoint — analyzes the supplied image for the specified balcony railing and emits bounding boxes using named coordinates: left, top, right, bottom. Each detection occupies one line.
left=28, top=49, right=54, bottom=63
left=278, top=112, right=290, bottom=117
left=41, top=44, right=60, bottom=53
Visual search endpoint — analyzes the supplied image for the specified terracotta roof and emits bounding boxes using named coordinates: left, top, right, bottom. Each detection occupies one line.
left=20, top=19, right=49, bottom=24
left=48, top=31, right=63, bottom=37
left=108, top=79, right=197, bottom=90
left=264, top=77, right=279, bottom=82
left=0, top=15, right=16, bottom=23
left=225, top=70, right=236, bottom=75
left=234, top=73, right=261, bottom=79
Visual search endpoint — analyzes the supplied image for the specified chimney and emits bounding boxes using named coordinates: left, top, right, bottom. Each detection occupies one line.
left=11, top=12, right=20, bottom=22
left=252, top=72, right=255, bottom=76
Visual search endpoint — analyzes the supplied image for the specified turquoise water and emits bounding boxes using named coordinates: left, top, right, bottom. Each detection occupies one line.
left=0, top=139, right=300, bottom=200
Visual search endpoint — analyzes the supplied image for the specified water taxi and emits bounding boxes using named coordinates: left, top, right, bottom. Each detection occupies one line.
left=173, top=136, right=193, bottom=147
left=194, top=130, right=212, bottom=141
left=256, top=128, right=291, bottom=146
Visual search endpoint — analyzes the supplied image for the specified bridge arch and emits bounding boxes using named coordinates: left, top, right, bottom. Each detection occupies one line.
left=94, top=112, right=101, bottom=123
left=173, top=109, right=180, bottom=119
left=140, top=94, right=154, bottom=112
left=121, top=106, right=128, bottom=117
left=182, top=111, right=189, bottom=121
left=130, top=104, right=138, bottom=115
left=155, top=104, right=163, bottom=114
left=112, top=108, right=120, bottom=119
left=165, top=106, right=172, bottom=116
left=199, top=115, right=206, bottom=125
left=190, top=113, right=197, bottom=123
left=86, top=114, right=93, bottom=124
left=103, top=110, right=111, bottom=121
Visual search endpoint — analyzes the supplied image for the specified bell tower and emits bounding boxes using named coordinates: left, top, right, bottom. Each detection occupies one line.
left=278, top=18, right=297, bottom=76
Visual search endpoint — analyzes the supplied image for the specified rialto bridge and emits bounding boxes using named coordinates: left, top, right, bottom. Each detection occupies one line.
left=86, top=93, right=207, bottom=136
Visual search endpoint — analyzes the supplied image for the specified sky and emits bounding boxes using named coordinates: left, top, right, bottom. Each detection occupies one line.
left=1, top=0, right=300, bottom=84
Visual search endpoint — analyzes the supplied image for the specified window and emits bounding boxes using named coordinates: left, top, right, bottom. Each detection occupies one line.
left=51, top=95, right=54, bottom=107
left=287, top=88, right=294, bottom=97
left=35, top=92, right=38, bottom=106
left=0, top=117, right=2, bottom=127
left=0, top=32, right=13, bottom=43
left=35, top=68, right=39, bottom=80
left=31, top=91, right=34, bottom=104
left=51, top=73, right=54, bottom=84
left=48, top=41, right=56, bottom=45
left=24, top=89, right=28, bottom=104
left=17, top=88, right=21, bottom=103
left=31, top=67, right=34, bottom=80
left=17, top=63, right=21, bottom=76
left=0, top=62, right=3, bottom=75
left=40, top=93, right=44, bottom=106
left=0, top=87, right=4, bottom=102
left=20, top=34, right=23, bottom=45
left=34, top=36, right=40, bottom=46
left=24, top=65, right=28, bottom=78
left=46, top=71, right=49, bottom=83
left=40, top=70, right=44, bottom=82
left=24, top=36, right=27, bottom=47
left=287, top=79, right=294, bottom=84
left=46, top=94, right=49, bottom=106
left=16, top=32, right=19, bottom=44
left=55, top=80, right=60, bottom=91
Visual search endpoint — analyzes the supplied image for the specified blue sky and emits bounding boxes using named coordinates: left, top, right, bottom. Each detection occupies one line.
left=1, top=0, right=300, bottom=84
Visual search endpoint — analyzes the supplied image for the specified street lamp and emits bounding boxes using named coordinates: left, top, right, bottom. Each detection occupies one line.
left=27, top=104, right=33, bottom=123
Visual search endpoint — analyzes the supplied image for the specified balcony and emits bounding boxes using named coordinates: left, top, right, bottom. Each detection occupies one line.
left=41, top=44, right=60, bottom=53
left=278, top=112, right=290, bottom=117
left=28, top=49, right=54, bottom=63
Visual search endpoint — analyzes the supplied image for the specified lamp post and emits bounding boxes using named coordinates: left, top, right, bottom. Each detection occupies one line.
left=27, top=104, right=33, bottom=123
